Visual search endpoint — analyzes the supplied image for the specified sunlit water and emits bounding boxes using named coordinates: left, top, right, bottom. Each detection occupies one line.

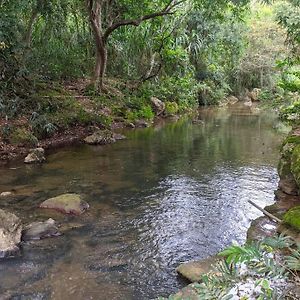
left=0, top=105, right=284, bottom=299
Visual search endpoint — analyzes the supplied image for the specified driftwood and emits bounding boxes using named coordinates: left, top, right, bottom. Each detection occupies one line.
left=248, top=200, right=282, bottom=224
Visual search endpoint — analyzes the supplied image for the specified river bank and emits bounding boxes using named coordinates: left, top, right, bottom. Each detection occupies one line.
left=0, top=79, right=195, bottom=163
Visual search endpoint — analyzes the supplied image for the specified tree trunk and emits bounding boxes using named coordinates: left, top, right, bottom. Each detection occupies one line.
left=93, top=40, right=107, bottom=91
left=86, top=0, right=109, bottom=91
left=24, top=10, right=39, bottom=49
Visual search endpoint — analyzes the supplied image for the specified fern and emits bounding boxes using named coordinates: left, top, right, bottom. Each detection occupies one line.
left=219, top=243, right=261, bottom=264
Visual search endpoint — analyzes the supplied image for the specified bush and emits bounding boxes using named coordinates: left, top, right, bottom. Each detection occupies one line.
left=164, top=101, right=179, bottom=115
left=9, top=128, right=38, bottom=146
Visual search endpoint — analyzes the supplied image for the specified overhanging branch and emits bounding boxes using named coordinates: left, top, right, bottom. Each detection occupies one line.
left=103, top=0, right=186, bottom=43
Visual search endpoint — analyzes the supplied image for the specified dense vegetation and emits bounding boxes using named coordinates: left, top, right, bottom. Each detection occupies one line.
left=1, top=0, right=297, bottom=146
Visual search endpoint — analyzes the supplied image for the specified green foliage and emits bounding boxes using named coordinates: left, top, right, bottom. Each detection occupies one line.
left=219, top=243, right=261, bottom=264
left=275, top=0, right=300, bottom=54
left=280, top=100, right=300, bottom=124
left=9, top=127, right=38, bottom=146
left=285, top=246, right=300, bottom=271
left=278, top=65, right=300, bottom=92
left=173, top=235, right=298, bottom=300
left=29, top=112, right=57, bottom=138
left=148, top=75, right=199, bottom=110
left=165, top=102, right=179, bottom=116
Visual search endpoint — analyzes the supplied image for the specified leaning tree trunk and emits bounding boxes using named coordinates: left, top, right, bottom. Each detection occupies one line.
left=86, top=0, right=107, bottom=92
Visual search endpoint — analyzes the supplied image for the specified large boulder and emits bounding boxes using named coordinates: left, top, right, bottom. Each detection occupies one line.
left=150, top=97, right=165, bottom=116
left=277, top=134, right=300, bottom=195
left=22, top=218, right=61, bottom=241
left=39, top=193, right=89, bottom=215
left=176, top=256, right=219, bottom=282
left=24, top=148, right=46, bottom=164
left=247, top=88, right=261, bottom=102
left=0, top=209, right=22, bottom=258
left=84, top=130, right=116, bottom=145
left=247, top=216, right=277, bottom=242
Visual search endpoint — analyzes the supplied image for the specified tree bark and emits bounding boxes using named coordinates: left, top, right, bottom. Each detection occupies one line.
left=86, top=0, right=107, bottom=91
left=24, top=10, right=39, bottom=49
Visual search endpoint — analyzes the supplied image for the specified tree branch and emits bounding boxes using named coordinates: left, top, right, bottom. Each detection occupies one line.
left=103, top=0, right=185, bottom=43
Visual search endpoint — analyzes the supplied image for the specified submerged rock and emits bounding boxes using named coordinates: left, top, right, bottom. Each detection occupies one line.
left=163, top=283, right=200, bottom=300
left=176, top=256, right=219, bottom=282
left=0, top=191, right=13, bottom=197
left=39, top=193, right=89, bottom=215
left=113, top=133, right=126, bottom=140
left=0, top=209, right=22, bottom=258
left=24, top=148, right=46, bottom=164
left=22, top=218, right=61, bottom=241
left=84, top=130, right=116, bottom=145
left=150, top=97, right=165, bottom=116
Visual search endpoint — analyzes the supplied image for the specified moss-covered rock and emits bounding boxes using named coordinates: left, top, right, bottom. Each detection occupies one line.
left=84, top=129, right=116, bottom=145
left=278, top=157, right=292, bottom=179
left=291, top=144, right=300, bottom=187
left=283, top=206, right=300, bottom=231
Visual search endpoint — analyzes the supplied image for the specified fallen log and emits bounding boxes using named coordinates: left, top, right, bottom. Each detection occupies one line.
left=248, top=200, right=282, bottom=224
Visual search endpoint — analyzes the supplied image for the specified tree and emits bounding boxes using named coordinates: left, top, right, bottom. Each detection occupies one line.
left=85, top=0, right=186, bottom=91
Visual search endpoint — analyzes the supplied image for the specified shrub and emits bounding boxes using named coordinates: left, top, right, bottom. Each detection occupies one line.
left=164, top=102, right=179, bottom=116
left=9, top=128, right=38, bottom=146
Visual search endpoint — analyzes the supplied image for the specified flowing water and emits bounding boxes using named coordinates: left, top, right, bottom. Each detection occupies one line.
left=0, top=105, right=285, bottom=299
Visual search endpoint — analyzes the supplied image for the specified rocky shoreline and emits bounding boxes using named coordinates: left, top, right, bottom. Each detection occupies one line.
left=165, top=127, right=300, bottom=299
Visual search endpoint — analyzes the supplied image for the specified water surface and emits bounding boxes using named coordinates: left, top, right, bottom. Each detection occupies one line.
left=0, top=105, right=284, bottom=299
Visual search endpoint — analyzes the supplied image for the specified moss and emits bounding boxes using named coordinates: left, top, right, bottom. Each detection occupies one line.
left=291, top=144, right=300, bottom=186
left=283, top=206, right=300, bottom=231
left=278, top=157, right=292, bottom=179
left=165, top=101, right=179, bottom=116
left=9, top=128, right=38, bottom=146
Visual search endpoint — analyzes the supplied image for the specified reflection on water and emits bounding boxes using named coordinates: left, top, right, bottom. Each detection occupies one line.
left=0, top=106, right=283, bottom=299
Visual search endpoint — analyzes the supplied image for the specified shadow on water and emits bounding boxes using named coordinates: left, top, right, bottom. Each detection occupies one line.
left=0, top=105, right=284, bottom=299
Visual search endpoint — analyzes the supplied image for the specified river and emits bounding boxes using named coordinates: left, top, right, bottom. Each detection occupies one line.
left=0, top=105, right=284, bottom=299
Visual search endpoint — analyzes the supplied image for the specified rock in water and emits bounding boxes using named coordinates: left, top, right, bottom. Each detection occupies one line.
left=176, top=256, right=219, bottom=282
left=0, top=191, right=13, bottom=197
left=84, top=130, right=116, bottom=145
left=39, top=194, right=89, bottom=215
left=113, top=133, right=126, bottom=140
left=24, top=148, right=46, bottom=164
left=0, top=209, right=22, bottom=258
left=22, top=218, right=61, bottom=241
left=135, top=120, right=149, bottom=128
left=150, top=97, right=165, bottom=116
